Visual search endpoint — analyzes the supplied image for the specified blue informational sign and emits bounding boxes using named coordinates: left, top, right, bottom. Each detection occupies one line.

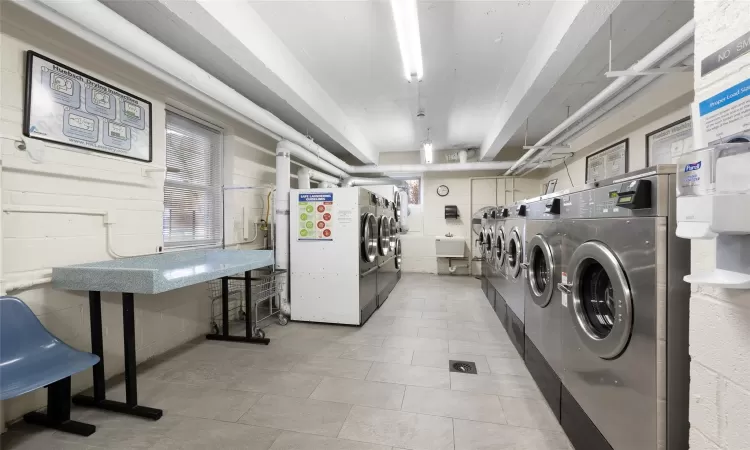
left=298, top=193, right=333, bottom=202
left=699, top=77, right=750, bottom=116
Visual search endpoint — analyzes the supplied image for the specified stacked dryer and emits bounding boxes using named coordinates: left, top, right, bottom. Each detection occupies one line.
left=377, top=194, right=400, bottom=307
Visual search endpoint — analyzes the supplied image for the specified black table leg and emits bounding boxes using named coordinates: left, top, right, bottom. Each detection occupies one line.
left=73, top=291, right=163, bottom=420
left=206, top=272, right=269, bottom=345
left=24, top=376, right=96, bottom=436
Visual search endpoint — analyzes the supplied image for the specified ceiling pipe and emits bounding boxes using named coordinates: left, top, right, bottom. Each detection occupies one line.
left=505, top=19, right=695, bottom=175
left=341, top=177, right=408, bottom=188
left=518, top=44, right=694, bottom=176
left=12, top=0, right=551, bottom=181
left=12, top=0, right=355, bottom=173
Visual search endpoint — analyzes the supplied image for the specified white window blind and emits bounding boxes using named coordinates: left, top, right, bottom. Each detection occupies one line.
left=163, top=110, right=223, bottom=249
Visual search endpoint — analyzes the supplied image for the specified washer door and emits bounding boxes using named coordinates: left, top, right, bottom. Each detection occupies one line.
left=526, top=234, right=554, bottom=307
left=361, top=213, right=378, bottom=262
left=393, top=192, right=402, bottom=220
left=507, top=227, right=523, bottom=279
left=395, top=238, right=402, bottom=269
left=378, top=216, right=391, bottom=256
left=485, top=229, right=495, bottom=263
left=388, top=217, right=398, bottom=251
left=495, top=227, right=506, bottom=267
left=568, top=241, right=633, bottom=359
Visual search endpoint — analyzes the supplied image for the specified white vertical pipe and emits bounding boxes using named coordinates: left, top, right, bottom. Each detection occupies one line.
left=275, top=141, right=291, bottom=315
left=297, top=168, right=311, bottom=189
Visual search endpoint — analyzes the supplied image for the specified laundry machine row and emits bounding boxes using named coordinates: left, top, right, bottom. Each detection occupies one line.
left=290, top=187, right=402, bottom=326
left=517, top=166, right=690, bottom=450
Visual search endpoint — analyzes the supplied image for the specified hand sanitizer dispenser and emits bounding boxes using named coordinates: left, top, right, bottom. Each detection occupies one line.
left=676, top=142, right=750, bottom=288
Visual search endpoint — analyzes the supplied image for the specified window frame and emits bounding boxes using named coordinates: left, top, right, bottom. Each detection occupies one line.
left=162, top=107, right=224, bottom=250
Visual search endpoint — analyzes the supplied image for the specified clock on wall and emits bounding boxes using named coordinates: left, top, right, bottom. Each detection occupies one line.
left=437, top=185, right=450, bottom=197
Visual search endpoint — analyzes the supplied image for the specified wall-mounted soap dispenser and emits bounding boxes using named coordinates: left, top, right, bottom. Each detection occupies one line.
left=676, top=142, right=750, bottom=288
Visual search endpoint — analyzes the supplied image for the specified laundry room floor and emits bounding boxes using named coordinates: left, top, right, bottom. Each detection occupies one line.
left=1, top=274, right=572, bottom=450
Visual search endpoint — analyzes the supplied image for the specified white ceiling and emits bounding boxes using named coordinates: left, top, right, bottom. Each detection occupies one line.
left=100, top=0, right=693, bottom=166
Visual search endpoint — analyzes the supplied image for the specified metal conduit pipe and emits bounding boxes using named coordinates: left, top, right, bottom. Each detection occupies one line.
left=505, top=19, right=695, bottom=175
left=341, top=177, right=408, bottom=188
left=518, top=44, right=695, bottom=176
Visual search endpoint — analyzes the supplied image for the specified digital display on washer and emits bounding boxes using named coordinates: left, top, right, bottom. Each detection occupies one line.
left=617, top=195, right=633, bottom=204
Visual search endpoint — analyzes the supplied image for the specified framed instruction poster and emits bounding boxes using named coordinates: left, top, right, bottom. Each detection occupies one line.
left=646, top=117, right=693, bottom=165
left=23, top=51, right=152, bottom=162
left=585, top=139, right=628, bottom=184
left=298, top=192, right=334, bottom=241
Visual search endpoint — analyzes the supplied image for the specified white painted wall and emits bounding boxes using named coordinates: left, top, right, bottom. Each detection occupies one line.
left=0, top=4, right=280, bottom=424
left=689, top=3, right=750, bottom=449
left=537, top=72, right=694, bottom=189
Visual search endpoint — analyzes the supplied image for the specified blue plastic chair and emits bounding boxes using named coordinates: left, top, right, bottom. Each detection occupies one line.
left=0, top=296, right=99, bottom=436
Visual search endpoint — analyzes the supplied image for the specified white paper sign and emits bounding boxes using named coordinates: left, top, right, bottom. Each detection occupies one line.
left=696, top=75, right=750, bottom=147
left=647, top=118, right=694, bottom=164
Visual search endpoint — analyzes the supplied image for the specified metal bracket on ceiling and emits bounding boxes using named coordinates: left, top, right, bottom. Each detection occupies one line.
left=605, top=66, right=693, bottom=78
left=522, top=144, right=571, bottom=151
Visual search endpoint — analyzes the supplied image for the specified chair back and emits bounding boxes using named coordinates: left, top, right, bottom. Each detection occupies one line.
left=0, top=296, right=59, bottom=363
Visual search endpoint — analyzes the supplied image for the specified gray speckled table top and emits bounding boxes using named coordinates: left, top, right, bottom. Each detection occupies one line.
left=52, top=249, right=274, bottom=294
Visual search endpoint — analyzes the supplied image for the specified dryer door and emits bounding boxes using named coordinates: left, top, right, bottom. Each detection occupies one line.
left=567, top=241, right=632, bottom=359
left=507, top=227, right=523, bottom=279
left=495, top=227, right=506, bottom=268
left=361, top=213, right=378, bottom=263
left=526, top=234, right=554, bottom=307
left=378, top=216, right=391, bottom=256
left=485, top=229, right=495, bottom=263
left=395, top=238, right=402, bottom=269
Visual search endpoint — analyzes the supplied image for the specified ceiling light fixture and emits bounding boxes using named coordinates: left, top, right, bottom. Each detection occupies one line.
left=391, top=0, right=423, bottom=81
left=423, top=128, right=433, bottom=164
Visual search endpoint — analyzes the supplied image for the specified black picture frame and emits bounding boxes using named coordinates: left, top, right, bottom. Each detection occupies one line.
left=584, top=138, right=629, bottom=184
left=23, top=51, right=153, bottom=163
left=645, top=117, right=691, bottom=166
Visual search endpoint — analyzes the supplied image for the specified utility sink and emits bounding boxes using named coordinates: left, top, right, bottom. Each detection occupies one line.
left=435, top=235, right=465, bottom=258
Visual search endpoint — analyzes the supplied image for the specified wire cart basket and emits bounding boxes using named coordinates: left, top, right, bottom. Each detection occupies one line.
left=208, top=269, right=287, bottom=340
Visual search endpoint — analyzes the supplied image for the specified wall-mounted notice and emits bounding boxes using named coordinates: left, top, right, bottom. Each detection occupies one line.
left=298, top=192, right=334, bottom=241
left=585, top=139, right=628, bottom=184
left=694, top=76, right=750, bottom=147
left=23, top=51, right=152, bottom=162
left=646, top=117, right=693, bottom=165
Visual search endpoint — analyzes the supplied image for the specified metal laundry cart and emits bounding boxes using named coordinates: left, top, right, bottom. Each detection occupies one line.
left=207, top=268, right=287, bottom=340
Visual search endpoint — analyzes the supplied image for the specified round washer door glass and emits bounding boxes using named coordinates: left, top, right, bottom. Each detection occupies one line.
left=495, top=228, right=506, bottom=267
left=378, top=216, right=390, bottom=256
left=395, top=238, right=402, bottom=269
left=526, top=234, right=554, bottom=307
left=361, top=213, right=378, bottom=263
left=569, top=241, right=632, bottom=359
left=507, top=228, right=523, bottom=278
left=485, top=229, right=495, bottom=263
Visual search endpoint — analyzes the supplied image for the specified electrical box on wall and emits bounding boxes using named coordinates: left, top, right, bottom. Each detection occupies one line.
left=676, top=142, right=750, bottom=288
left=444, top=205, right=459, bottom=219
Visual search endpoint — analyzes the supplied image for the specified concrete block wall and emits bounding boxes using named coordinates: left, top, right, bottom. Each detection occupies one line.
left=689, top=2, right=750, bottom=449
left=0, top=5, right=279, bottom=424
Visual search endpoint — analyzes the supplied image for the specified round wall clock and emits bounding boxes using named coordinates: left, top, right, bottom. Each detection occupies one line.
left=437, top=185, right=450, bottom=197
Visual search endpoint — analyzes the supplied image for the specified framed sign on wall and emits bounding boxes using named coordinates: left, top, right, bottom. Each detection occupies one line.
left=645, top=117, right=693, bottom=165
left=585, top=139, right=628, bottom=184
left=23, top=51, right=153, bottom=162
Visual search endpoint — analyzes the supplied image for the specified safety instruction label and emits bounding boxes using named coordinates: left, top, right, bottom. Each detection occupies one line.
left=695, top=75, right=750, bottom=146
left=298, top=192, right=334, bottom=241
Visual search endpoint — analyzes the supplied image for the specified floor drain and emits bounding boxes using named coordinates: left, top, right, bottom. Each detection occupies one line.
left=449, top=360, right=477, bottom=374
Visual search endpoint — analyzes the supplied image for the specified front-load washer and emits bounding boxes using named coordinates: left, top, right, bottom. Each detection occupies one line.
left=377, top=196, right=399, bottom=307
left=557, top=165, right=690, bottom=450
left=522, top=194, right=563, bottom=420
left=491, top=206, right=509, bottom=325
left=503, top=201, right=527, bottom=356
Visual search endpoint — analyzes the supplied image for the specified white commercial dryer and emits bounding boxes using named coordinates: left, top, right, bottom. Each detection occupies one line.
left=522, top=194, right=563, bottom=421
left=556, top=165, right=690, bottom=450
left=290, top=187, right=385, bottom=325
left=503, top=201, right=527, bottom=355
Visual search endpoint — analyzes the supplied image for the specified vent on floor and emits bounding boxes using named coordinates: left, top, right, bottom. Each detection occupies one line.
left=449, top=360, right=478, bottom=374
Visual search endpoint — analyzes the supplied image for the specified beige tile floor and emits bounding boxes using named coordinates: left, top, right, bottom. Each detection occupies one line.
left=1, top=274, right=572, bottom=450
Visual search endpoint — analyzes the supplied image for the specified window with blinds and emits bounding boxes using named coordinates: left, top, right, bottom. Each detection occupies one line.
left=163, top=110, right=223, bottom=249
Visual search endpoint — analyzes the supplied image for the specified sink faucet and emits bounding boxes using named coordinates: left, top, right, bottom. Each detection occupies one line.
left=445, top=232, right=454, bottom=238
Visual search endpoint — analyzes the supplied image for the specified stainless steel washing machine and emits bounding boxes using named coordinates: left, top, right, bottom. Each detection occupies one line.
left=556, top=165, right=690, bottom=450
left=359, top=189, right=380, bottom=323
left=491, top=206, right=509, bottom=325
left=503, top=201, right=527, bottom=355
left=522, top=194, right=563, bottom=421
left=376, top=195, right=398, bottom=307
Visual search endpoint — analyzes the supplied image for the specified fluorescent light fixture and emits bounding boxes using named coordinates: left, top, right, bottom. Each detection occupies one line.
left=423, top=141, right=433, bottom=164
left=391, top=0, right=423, bottom=81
